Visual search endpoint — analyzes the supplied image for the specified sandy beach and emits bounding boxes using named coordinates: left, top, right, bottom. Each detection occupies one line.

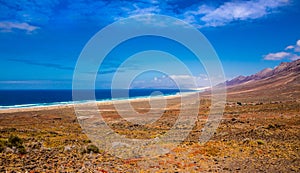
left=0, top=90, right=199, bottom=113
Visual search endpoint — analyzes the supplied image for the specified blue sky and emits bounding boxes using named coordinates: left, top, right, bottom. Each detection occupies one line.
left=0, top=0, right=299, bottom=89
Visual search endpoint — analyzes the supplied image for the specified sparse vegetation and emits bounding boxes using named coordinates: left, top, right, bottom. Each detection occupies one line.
left=86, top=144, right=99, bottom=153
left=267, top=123, right=281, bottom=129
left=0, top=139, right=6, bottom=152
left=0, top=135, right=27, bottom=154
left=81, top=144, right=100, bottom=154
left=256, top=139, right=265, bottom=145
left=83, top=139, right=92, bottom=143
left=17, top=145, right=27, bottom=154
left=7, top=135, right=23, bottom=148
left=0, top=100, right=299, bottom=172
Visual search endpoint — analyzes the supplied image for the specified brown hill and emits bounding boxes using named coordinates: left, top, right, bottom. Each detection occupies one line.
left=224, top=59, right=300, bottom=102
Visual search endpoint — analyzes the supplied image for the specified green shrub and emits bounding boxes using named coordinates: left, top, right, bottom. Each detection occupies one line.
left=8, top=135, right=23, bottom=148
left=257, top=140, right=265, bottom=145
left=7, top=135, right=26, bottom=154
left=18, top=146, right=26, bottom=154
left=86, top=144, right=99, bottom=153
left=83, top=139, right=92, bottom=143
left=0, top=139, right=6, bottom=152
left=267, top=124, right=275, bottom=129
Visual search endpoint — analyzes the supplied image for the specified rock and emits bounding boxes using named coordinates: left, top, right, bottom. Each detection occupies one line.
left=64, top=146, right=72, bottom=152
left=242, top=138, right=250, bottom=144
left=5, top=147, right=14, bottom=153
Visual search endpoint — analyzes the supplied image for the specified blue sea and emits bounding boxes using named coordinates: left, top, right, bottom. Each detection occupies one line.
left=0, top=89, right=195, bottom=109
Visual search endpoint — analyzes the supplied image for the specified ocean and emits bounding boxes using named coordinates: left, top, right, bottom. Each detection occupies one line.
left=0, top=89, right=194, bottom=109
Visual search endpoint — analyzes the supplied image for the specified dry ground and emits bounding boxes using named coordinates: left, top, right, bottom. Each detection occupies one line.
left=0, top=97, right=299, bottom=172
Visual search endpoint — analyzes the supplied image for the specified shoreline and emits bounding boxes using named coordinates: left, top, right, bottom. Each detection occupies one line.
left=0, top=91, right=200, bottom=114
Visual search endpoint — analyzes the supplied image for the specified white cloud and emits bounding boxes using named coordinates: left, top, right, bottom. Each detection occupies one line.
left=170, top=74, right=209, bottom=88
left=129, top=4, right=161, bottom=16
left=295, top=40, right=300, bottom=52
left=285, top=39, right=300, bottom=52
left=131, top=74, right=210, bottom=89
left=0, top=21, right=39, bottom=33
left=285, top=45, right=294, bottom=50
left=184, top=0, right=290, bottom=28
left=117, top=3, right=161, bottom=19
left=115, top=3, right=166, bottom=26
left=290, top=54, right=300, bottom=61
left=264, top=52, right=291, bottom=60
left=264, top=39, right=300, bottom=61
left=264, top=52, right=300, bottom=61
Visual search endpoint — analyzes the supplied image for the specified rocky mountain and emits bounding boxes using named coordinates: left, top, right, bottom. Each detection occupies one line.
left=224, top=59, right=300, bottom=102
left=226, top=60, right=300, bottom=86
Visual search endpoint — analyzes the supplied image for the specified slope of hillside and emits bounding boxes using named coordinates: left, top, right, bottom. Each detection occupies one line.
left=224, top=59, right=300, bottom=102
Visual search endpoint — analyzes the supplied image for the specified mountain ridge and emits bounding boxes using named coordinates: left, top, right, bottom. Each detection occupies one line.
left=226, top=59, right=300, bottom=87
left=218, top=59, right=300, bottom=102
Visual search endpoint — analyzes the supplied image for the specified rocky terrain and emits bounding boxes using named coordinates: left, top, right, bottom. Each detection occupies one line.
left=223, top=59, right=300, bottom=102
left=226, top=59, right=300, bottom=87
left=0, top=99, right=299, bottom=172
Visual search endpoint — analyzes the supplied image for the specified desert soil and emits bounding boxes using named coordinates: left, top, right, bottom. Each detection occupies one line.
left=0, top=95, right=299, bottom=172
